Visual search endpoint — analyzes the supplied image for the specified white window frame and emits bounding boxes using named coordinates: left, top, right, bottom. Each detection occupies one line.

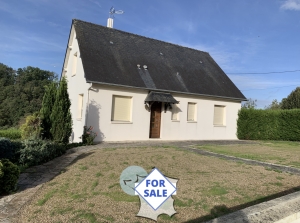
left=72, top=52, right=77, bottom=76
left=213, top=105, right=226, bottom=126
left=77, top=94, right=84, bottom=120
left=111, top=95, right=132, bottom=122
left=187, top=102, right=197, bottom=122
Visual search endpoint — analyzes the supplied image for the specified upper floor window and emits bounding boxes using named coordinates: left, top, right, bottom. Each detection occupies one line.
left=72, top=52, right=77, bottom=76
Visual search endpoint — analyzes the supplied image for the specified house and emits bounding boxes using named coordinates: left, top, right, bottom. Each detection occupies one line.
left=61, top=19, right=246, bottom=142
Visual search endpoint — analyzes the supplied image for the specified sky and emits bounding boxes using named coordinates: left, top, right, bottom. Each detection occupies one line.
left=0, top=0, right=300, bottom=108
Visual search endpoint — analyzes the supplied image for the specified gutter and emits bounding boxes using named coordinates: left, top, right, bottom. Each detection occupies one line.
left=85, top=80, right=247, bottom=102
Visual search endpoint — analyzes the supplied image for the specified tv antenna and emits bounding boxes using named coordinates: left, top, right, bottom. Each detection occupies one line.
left=107, top=6, right=124, bottom=28
left=109, top=6, right=124, bottom=18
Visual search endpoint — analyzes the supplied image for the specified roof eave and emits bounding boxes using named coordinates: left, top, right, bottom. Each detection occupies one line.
left=86, top=80, right=247, bottom=102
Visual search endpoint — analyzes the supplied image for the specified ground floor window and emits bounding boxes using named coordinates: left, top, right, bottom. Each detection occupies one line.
left=111, top=95, right=132, bottom=122
left=187, top=102, right=196, bottom=121
left=213, top=105, right=226, bottom=126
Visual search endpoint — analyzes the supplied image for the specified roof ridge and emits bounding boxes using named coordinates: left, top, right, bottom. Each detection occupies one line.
left=72, top=18, right=209, bottom=55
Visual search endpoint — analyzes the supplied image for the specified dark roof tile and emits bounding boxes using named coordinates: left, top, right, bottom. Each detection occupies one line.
left=73, top=19, right=246, bottom=100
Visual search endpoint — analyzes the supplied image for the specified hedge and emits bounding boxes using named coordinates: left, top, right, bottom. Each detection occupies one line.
left=237, top=108, right=300, bottom=141
left=0, top=128, right=21, bottom=140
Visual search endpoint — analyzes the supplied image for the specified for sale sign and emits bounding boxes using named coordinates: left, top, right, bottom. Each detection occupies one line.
left=135, top=168, right=177, bottom=210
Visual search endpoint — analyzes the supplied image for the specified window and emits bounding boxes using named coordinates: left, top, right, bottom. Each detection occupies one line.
left=214, top=105, right=226, bottom=126
left=171, top=104, right=180, bottom=121
left=187, top=102, right=196, bottom=121
left=77, top=94, right=83, bottom=119
left=111, top=95, right=132, bottom=122
left=72, top=52, right=77, bottom=76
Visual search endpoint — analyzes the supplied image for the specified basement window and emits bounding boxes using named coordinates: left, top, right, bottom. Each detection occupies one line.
left=214, top=105, right=226, bottom=126
left=111, top=95, right=132, bottom=122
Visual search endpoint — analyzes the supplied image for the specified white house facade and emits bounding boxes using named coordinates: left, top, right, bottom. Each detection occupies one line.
left=62, top=19, right=246, bottom=142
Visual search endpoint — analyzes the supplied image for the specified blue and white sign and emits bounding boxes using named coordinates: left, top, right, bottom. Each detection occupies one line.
left=135, top=168, right=177, bottom=210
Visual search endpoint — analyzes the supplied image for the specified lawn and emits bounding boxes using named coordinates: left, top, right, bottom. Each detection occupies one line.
left=197, top=141, right=300, bottom=168
left=18, top=145, right=300, bottom=223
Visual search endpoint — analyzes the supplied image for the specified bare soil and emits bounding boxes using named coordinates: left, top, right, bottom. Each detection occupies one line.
left=17, top=146, right=300, bottom=223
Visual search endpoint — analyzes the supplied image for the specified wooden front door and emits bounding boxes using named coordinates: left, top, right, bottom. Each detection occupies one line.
left=149, top=102, right=162, bottom=138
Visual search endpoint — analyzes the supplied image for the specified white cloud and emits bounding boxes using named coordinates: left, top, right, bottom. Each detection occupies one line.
left=280, top=0, right=300, bottom=11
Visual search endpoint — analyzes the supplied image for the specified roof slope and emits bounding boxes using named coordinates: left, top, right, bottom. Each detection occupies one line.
left=73, top=19, right=246, bottom=100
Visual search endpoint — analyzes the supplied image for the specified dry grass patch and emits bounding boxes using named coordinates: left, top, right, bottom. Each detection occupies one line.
left=18, top=146, right=300, bottom=223
left=197, top=141, right=300, bottom=167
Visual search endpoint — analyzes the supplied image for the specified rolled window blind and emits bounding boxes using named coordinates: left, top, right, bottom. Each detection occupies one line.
left=187, top=103, right=196, bottom=121
left=214, top=105, right=225, bottom=125
left=112, top=96, right=131, bottom=121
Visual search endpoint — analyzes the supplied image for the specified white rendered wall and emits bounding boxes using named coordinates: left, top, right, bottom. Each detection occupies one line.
left=63, top=28, right=91, bottom=142
left=87, top=85, right=241, bottom=142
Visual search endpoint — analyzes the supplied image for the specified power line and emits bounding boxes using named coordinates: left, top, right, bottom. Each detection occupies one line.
left=228, top=69, right=300, bottom=75
left=241, top=84, right=300, bottom=92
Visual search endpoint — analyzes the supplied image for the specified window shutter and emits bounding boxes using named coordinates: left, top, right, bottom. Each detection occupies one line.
left=78, top=94, right=83, bottom=119
left=214, top=105, right=225, bottom=125
left=187, top=103, right=196, bottom=121
left=112, top=96, right=131, bottom=121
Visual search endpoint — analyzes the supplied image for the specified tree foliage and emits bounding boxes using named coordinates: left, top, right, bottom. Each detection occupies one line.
left=50, top=77, right=72, bottom=143
left=0, top=63, right=57, bottom=129
left=265, top=99, right=281, bottom=110
left=281, top=87, right=300, bottom=109
left=40, top=82, right=57, bottom=139
left=241, top=98, right=257, bottom=109
left=20, top=112, right=42, bottom=139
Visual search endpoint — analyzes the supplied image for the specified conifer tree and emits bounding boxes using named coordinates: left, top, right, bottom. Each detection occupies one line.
left=50, top=77, right=72, bottom=143
left=40, top=82, right=57, bottom=139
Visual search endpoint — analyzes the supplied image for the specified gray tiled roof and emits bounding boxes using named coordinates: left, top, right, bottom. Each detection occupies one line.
left=72, top=19, right=246, bottom=100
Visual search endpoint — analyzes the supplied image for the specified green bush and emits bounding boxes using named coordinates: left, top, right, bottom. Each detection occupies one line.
left=82, top=126, right=97, bottom=145
left=10, top=140, right=25, bottom=164
left=0, top=137, right=13, bottom=160
left=0, top=159, right=20, bottom=194
left=65, top=142, right=85, bottom=150
left=237, top=108, right=300, bottom=141
left=20, top=112, right=42, bottom=140
left=0, top=128, right=21, bottom=140
left=19, top=139, right=66, bottom=167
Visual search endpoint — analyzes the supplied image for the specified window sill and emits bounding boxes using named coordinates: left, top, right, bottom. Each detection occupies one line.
left=214, top=125, right=226, bottom=127
left=187, top=121, right=197, bottom=123
left=171, top=120, right=180, bottom=122
left=111, top=121, right=133, bottom=124
left=72, top=74, right=76, bottom=77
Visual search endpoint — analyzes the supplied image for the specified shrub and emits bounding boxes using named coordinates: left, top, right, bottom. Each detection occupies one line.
left=0, top=137, right=13, bottom=160
left=10, top=140, right=25, bottom=164
left=20, top=112, right=42, bottom=139
left=237, top=108, right=300, bottom=141
left=19, top=138, right=66, bottom=167
left=0, top=159, right=20, bottom=194
left=0, top=128, right=21, bottom=140
left=82, top=126, right=97, bottom=145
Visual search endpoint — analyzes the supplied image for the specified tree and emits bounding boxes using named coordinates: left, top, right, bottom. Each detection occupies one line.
left=265, top=99, right=281, bottom=110
left=20, top=112, right=42, bottom=139
left=0, top=63, right=57, bottom=129
left=50, top=77, right=72, bottom=143
left=242, top=98, right=257, bottom=109
left=281, top=87, right=300, bottom=109
left=40, top=82, right=57, bottom=140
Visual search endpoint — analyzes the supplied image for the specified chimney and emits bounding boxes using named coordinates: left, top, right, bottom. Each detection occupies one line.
left=107, top=18, right=113, bottom=28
